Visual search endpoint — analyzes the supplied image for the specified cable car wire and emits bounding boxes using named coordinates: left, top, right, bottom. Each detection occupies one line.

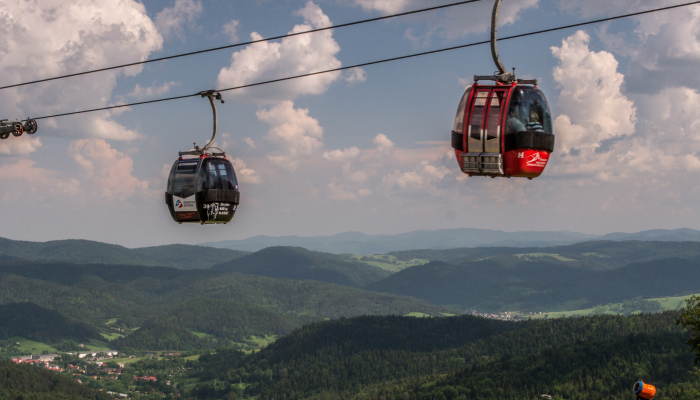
left=31, top=0, right=700, bottom=121
left=0, top=0, right=482, bottom=91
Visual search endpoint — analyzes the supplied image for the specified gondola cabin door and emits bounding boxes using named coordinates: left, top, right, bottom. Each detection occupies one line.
left=462, top=88, right=507, bottom=176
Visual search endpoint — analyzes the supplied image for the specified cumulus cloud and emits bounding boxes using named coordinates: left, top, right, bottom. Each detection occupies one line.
left=552, top=31, right=636, bottom=157
left=257, top=101, right=324, bottom=169
left=128, top=82, right=180, bottom=100
left=0, top=159, right=80, bottom=201
left=373, top=133, right=394, bottom=153
left=625, top=6, right=700, bottom=93
left=0, top=135, right=42, bottom=156
left=243, top=137, right=256, bottom=148
left=327, top=178, right=371, bottom=201
left=223, top=20, right=240, bottom=42
left=344, top=0, right=540, bottom=41
left=231, top=157, right=260, bottom=184
left=69, top=139, right=149, bottom=200
left=555, top=0, right=680, bottom=19
left=0, top=0, right=162, bottom=150
left=323, top=147, right=360, bottom=161
left=217, top=1, right=342, bottom=103
left=382, top=160, right=451, bottom=191
left=344, top=67, right=367, bottom=84
left=555, top=1, right=700, bottom=93
left=155, top=0, right=203, bottom=40
left=550, top=30, right=700, bottom=182
left=351, top=0, right=412, bottom=14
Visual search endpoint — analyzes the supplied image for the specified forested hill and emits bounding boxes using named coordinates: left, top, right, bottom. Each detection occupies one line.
left=0, top=260, right=453, bottom=336
left=358, top=331, right=695, bottom=400
left=0, top=302, right=101, bottom=344
left=211, top=246, right=390, bottom=287
left=388, top=240, right=700, bottom=268
left=0, top=237, right=248, bottom=269
left=368, top=257, right=700, bottom=311
left=0, top=360, right=111, bottom=400
left=185, top=311, right=687, bottom=399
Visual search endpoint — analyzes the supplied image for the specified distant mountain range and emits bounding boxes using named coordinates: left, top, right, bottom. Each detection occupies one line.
left=0, top=237, right=249, bottom=269
left=200, top=228, right=700, bottom=254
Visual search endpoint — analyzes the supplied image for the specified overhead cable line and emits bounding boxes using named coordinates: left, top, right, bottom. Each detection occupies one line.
left=0, top=0, right=481, bottom=91
left=32, top=0, right=700, bottom=121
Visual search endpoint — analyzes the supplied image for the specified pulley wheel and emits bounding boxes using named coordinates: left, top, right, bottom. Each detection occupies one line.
left=24, top=119, right=37, bottom=135
left=11, top=122, right=22, bottom=137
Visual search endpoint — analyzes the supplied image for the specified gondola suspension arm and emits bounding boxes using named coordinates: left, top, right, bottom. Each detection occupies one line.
left=179, top=90, right=224, bottom=157
left=474, top=0, right=537, bottom=85
left=490, top=0, right=510, bottom=78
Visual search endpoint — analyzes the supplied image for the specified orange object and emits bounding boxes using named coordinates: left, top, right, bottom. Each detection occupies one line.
left=634, top=381, right=656, bottom=399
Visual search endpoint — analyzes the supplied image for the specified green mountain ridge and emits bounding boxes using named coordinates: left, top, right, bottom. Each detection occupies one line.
left=389, top=240, right=700, bottom=269
left=0, top=260, right=453, bottom=334
left=211, top=246, right=390, bottom=287
left=0, top=237, right=248, bottom=269
left=368, top=257, right=700, bottom=312
left=186, top=311, right=687, bottom=399
left=0, top=302, right=101, bottom=345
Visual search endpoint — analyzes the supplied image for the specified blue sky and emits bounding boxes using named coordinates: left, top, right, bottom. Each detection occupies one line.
left=0, top=0, right=698, bottom=247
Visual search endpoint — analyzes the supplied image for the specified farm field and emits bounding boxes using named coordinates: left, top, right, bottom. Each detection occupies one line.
left=351, top=254, right=429, bottom=272
left=532, top=293, right=698, bottom=319
left=4, top=337, right=58, bottom=354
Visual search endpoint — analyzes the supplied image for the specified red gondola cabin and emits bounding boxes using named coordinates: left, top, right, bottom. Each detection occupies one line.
left=451, top=82, right=554, bottom=179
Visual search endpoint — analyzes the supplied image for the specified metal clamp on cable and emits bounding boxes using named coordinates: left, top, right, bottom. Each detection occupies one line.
left=0, top=118, right=37, bottom=140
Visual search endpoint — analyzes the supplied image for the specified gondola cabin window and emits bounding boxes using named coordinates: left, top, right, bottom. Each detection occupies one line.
left=505, top=88, right=552, bottom=136
left=168, top=161, right=198, bottom=198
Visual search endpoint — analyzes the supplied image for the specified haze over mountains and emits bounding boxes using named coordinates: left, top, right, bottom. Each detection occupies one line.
left=200, top=228, right=700, bottom=254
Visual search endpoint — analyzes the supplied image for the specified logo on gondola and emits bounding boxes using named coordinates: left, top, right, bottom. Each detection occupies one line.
left=526, top=152, right=548, bottom=168
left=175, top=200, right=183, bottom=209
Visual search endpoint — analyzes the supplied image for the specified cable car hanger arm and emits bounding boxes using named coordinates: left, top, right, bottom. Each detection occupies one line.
left=179, top=90, right=224, bottom=157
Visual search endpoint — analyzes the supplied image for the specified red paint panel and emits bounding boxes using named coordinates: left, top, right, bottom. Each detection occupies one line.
left=503, top=149, right=550, bottom=178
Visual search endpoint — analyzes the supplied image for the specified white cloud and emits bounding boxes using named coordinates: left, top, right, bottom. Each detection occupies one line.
left=155, top=0, right=203, bottom=41
left=223, top=19, right=240, bottom=42
left=345, top=0, right=540, bottom=42
left=0, top=159, right=80, bottom=201
left=231, top=157, right=259, bottom=184
left=555, top=0, right=680, bottom=19
left=323, top=147, right=360, bottom=161
left=128, top=82, right=179, bottom=100
left=243, top=137, right=256, bottom=148
left=344, top=67, right=367, bottom=83
left=217, top=1, right=343, bottom=103
left=327, top=178, right=370, bottom=201
left=351, top=0, right=412, bottom=14
left=0, top=134, right=42, bottom=156
left=381, top=160, right=451, bottom=192
left=373, top=133, right=394, bottom=153
left=550, top=30, right=700, bottom=183
left=257, top=101, right=324, bottom=169
left=69, top=139, right=149, bottom=200
left=625, top=6, right=700, bottom=94
left=551, top=31, right=636, bottom=157
left=554, top=1, right=700, bottom=93
left=0, top=0, right=162, bottom=149
left=404, top=28, right=435, bottom=48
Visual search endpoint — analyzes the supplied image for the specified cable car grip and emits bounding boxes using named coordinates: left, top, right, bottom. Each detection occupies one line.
left=0, top=118, right=37, bottom=139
